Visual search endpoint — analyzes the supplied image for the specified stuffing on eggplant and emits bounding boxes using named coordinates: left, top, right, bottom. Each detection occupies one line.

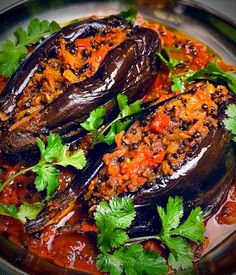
left=0, top=16, right=159, bottom=162
left=26, top=82, right=236, bottom=233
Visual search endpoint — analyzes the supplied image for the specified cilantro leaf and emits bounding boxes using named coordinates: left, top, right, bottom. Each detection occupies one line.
left=56, top=147, right=87, bottom=170
left=187, top=61, right=236, bottom=93
left=171, top=207, right=205, bottom=243
left=80, top=106, right=106, bottom=132
left=0, top=133, right=87, bottom=199
left=81, top=93, right=143, bottom=146
left=97, top=243, right=167, bottom=275
left=17, top=202, right=44, bottom=223
left=119, top=8, right=137, bottom=22
left=156, top=196, right=205, bottom=271
left=97, top=253, right=123, bottom=275
left=171, top=76, right=185, bottom=93
left=0, top=202, right=43, bottom=223
left=0, top=18, right=60, bottom=77
left=37, top=133, right=63, bottom=162
left=94, top=197, right=136, bottom=253
left=165, top=236, right=193, bottom=271
left=117, top=94, right=142, bottom=118
left=223, top=104, right=236, bottom=141
left=157, top=51, right=183, bottom=71
left=157, top=196, right=184, bottom=233
left=33, top=164, right=59, bottom=197
left=0, top=204, right=18, bottom=219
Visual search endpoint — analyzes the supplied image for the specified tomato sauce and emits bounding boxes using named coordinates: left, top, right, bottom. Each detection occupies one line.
left=0, top=16, right=235, bottom=274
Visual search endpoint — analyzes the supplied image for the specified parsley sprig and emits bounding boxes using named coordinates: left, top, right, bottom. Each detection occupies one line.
left=0, top=18, right=60, bottom=77
left=0, top=133, right=86, bottom=198
left=95, top=196, right=205, bottom=274
left=223, top=104, right=236, bottom=142
left=0, top=202, right=43, bottom=223
left=81, top=94, right=142, bottom=146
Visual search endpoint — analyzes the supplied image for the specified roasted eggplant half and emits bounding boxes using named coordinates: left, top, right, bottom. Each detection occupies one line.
left=26, top=82, right=236, bottom=233
left=0, top=16, right=159, bottom=162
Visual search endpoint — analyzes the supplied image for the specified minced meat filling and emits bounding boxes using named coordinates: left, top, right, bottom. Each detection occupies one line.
left=85, top=82, right=231, bottom=203
left=14, top=27, right=128, bottom=123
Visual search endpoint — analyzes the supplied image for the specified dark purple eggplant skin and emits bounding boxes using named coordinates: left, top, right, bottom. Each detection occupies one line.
left=0, top=22, right=159, bottom=162
left=0, top=15, right=131, bottom=118
left=25, top=91, right=236, bottom=234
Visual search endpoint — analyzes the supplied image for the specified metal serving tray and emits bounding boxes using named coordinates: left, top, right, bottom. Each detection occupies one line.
left=0, top=0, right=235, bottom=274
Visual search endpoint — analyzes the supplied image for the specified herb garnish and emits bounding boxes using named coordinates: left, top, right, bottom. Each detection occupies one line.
left=157, top=48, right=236, bottom=94
left=95, top=196, right=205, bottom=274
left=0, top=202, right=43, bottom=223
left=223, top=104, right=236, bottom=142
left=0, top=18, right=60, bottom=77
left=0, top=133, right=86, bottom=198
left=187, top=61, right=236, bottom=93
left=119, top=8, right=137, bottom=22
left=81, top=93, right=142, bottom=146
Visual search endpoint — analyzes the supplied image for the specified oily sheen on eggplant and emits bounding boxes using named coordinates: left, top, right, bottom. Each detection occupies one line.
left=0, top=17, right=159, bottom=162
left=26, top=84, right=236, bottom=233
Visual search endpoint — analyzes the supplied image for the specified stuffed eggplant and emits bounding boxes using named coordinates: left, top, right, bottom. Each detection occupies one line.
left=0, top=16, right=159, bottom=161
left=26, top=82, right=236, bottom=233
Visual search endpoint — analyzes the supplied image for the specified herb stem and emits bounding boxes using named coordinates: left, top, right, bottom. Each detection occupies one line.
left=0, top=166, right=33, bottom=191
left=127, top=235, right=159, bottom=243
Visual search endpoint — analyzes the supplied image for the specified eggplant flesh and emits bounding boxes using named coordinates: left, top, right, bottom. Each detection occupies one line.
left=26, top=83, right=236, bottom=233
left=0, top=17, right=159, bottom=162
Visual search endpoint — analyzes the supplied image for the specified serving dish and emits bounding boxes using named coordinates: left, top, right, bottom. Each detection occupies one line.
left=0, top=0, right=235, bottom=274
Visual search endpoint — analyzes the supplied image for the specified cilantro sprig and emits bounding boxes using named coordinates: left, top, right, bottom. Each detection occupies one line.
left=81, top=93, right=142, bottom=146
left=0, top=202, right=43, bottom=223
left=223, top=104, right=236, bottom=142
left=157, top=48, right=236, bottom=94
left=0, top=133, right=87, bottom=198
left=0, top=18, right=60, bottom=77
left=95, top=196, right=206, bottom=274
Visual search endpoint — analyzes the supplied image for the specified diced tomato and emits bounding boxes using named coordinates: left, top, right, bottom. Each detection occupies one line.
left=80, top=223, right=98, bottom=233
left=149, top=112, right=170, bottom=133
left=76, top=38, right=91, bottom=49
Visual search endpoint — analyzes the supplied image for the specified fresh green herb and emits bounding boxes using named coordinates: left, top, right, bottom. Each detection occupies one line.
left=97, top=243, right=168, bottom=275
left=157, top=51, right=183, bottom=72
left=223, top=104, right=236, bottom=142
left=95, top=197, right=167, bottom=275
left=119, top=8, right=137, bottom=22
left=186, top=61, right=236, bottom=93
left=0, top=18, right=60, bottom=77
left=81, top=94, right=143, bottom=146
left=157, top=48, right=236, bottom=94
left=95, top=196, right=205, bottom=274
left=157, top=197, right=205, bottom=270
left=0, top=133, right=87, bottom=198
left=171, top=76, right=185, bottom=93
left=95, top=197, right=136, bottom=253
left=0, top=202, right=43, bottom=223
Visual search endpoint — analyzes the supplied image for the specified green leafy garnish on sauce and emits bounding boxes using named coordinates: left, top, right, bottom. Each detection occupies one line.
left=223, top=104, right=236, bottom=142
left=0, top=202, right=43, bottom=223
left=119, top=8, right=137, bottom=22
left=95, top=196, right=205, bottom=274
left=187, top=61, right=236, bottom=93
left=0, top=133, right=87, bottom=198
left=0, top=18, right=60, bottom=77
left=81, top=93, right=143, bottom=146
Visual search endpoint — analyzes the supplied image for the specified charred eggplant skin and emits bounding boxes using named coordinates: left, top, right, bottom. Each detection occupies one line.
left=26, top=91, right=236, bottom=234
left=0, top=19, right=159, bottom=162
